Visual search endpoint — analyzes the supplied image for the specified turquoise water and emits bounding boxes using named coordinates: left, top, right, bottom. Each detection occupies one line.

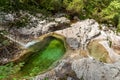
left=18, top=37, right=65, bottom=77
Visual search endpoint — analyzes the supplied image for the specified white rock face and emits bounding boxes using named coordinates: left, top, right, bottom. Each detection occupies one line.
left=17, top=16, right=70, bottom=36
left=0, top=12, right=14, bottom=24
left=4, top=14, right=14, bottom=21
left=0, top=12, right=70, bottom=44
left=55, top=19, right=100, bottom=49
left=42, top=22, right=58, bottom=34
left=55, top=17, right=70, bottom=24
left=72, top=58, right=120, bottom=80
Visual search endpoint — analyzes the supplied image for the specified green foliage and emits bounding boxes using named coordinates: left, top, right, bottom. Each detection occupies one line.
left=0, top=62, right=24, bottom=79
left=117, top=16, right=120, bottom=32
left=100, top=0, right=120, bottom=26
left=80, top=76, right=84, bottom=80
left=0, top=0, right=120, bottom=30
left=65, top=0, right=84, bottom=14
left=38, top=0, right=63, bottom=11
left=0, top=63, right=13, bottom=79
left=0, top=30, right=10, bottom=46
left=63, top=0, right=118, bottom=28
left=0, top=0, right=22, bottom=12
left=0, top=0, right=40, bottom=12
left=44, top=77, right=49, bottom=80
left=63, top=0, right=111, bottom=19
left=2, top=40, right=10, bottom=46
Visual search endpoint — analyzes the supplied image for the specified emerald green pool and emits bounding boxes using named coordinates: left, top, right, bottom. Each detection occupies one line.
left=17, top=37, right=66, bottom=77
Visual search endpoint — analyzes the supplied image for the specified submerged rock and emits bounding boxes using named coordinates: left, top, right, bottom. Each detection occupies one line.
left=87, top=40, right=112, bottom=63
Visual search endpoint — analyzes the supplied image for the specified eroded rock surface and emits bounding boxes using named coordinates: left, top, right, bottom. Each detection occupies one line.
left=72, top=58, right=120, bottom=80
left=0, top=12, right=70, bottom=43
left=55, top=19, right=100, bottom=49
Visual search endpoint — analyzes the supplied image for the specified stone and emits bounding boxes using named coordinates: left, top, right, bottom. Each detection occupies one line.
left=55, top=17, right=70, bottom=24
left=55, top=19, right=100, bottom=49
left=36, top=13, right=43, bottom=18
left=4, top=14, right=14, bottom=21
left=2, top=16, right=70, bottom=43
left=72, top=58, right=120, bottom=80
left=42, top=22, right=58, bottom=34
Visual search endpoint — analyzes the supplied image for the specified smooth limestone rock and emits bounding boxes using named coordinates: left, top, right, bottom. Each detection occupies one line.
left=55, top=17, right=70, bottom=24
left=72, top=58, right=120, bottom=80
left=55, top=19, right=100, bottom=49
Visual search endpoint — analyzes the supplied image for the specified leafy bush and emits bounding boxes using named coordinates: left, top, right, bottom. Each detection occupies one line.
left=64, top=0, right=84, bottom=14
left=39, top=0, right=63, bottom=11
left=0, top=63, right=13, bottom=79
left=0, top=0, right=39, bottom=12
left=117, top=17, right=120, bottom=32
left=99, top=0, right=120, bottom=25
left=0, top=0, right=120, bottom=30
left=0, top=0, right=23, bottom=12
left=63, top=0, right=111, bottom=19
left=0, top=62, right=24, bottom=79
left=0, top=30, right=9, bottom=46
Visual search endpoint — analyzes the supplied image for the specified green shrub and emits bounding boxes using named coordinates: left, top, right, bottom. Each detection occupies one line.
left=0, top=0, right=120, bottom=30
left=38, top=0, right=63, bottom=11
left=0, top=62, right=24, bottom=79
left=99, top=0, right=120, bottom=26
left=117, top=17, right=120, bottom=32
left=63, top=0, right=111, bottom=19
left=65, top=0, right=84, bottom=13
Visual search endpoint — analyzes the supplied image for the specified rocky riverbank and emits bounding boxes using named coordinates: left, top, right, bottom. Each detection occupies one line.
left=0, top=12, right=120, bottom=80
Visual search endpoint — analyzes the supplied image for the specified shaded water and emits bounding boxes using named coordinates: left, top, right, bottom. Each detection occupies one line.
left=87, top=40, right=111, bottom=63
left=13, top=37, right=66, bottom=78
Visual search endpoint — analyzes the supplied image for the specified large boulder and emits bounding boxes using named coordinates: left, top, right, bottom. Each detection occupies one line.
left=72, top=58, right=120, bottom=80
left=55, top=19, right=100, bottom=49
